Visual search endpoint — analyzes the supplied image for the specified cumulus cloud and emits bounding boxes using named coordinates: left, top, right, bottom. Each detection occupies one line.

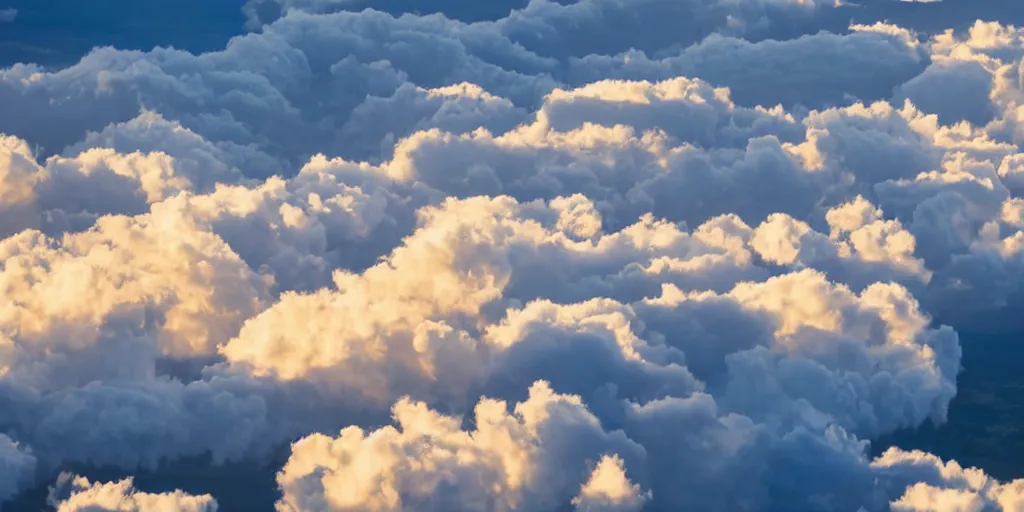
left=571, top=455, right=648, bottom=512
left=242, top=0, right=826, bottom=48
left=275, top=381, right=646, bottom=512
left=1, top=0, right=1024, bottom=510
left=47, top=473, right=218, bottom=512
left=0, top=435, right=35, bottom=502
left=0, top=0, right=932, bottom=173
left=0, top=201, right=270, bottom=362
left=220, top=195, right=960, bottom=509
left=875, top=448, right=1024, bottom=511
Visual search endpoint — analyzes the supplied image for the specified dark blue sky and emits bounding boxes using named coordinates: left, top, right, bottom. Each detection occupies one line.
left=0, top=0, right=246, bottom=67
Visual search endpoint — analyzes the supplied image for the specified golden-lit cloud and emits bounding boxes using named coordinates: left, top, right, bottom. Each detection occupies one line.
left=1, top=1, right=1023, bottom=510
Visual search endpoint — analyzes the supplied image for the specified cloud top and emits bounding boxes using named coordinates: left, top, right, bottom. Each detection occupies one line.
left=1, top=1, right=1023, bottom=510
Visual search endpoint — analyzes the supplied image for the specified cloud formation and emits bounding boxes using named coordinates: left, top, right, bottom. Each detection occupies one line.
left=1, top=0, right=1024, bottom=510
left=47, top=473, right=218, bottom=512
left=0, top=435, right=35, bottom=503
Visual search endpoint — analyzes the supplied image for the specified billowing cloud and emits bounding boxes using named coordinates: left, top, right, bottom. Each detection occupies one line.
left=275, top=381, right=646, bottom=512
left=1, top=1, right=1024, bottom=510
left=876, top=448, right=1024, bottom=511
left=571, top=455, right=648, bottom=512
left=48, top=473, right=218, bottom=512
left=242, top=0, right=826, bottom=48
left=0, top=0, right=934, bottom=175
left=0, top=435, right=35, bottom=503
left=216, top=194, right=960, bottom=509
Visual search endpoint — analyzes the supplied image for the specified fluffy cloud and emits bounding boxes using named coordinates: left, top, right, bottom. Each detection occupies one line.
left=568, top=22, right=928, bottom=109
left=0, top=435, right=35, bottom=503
left=243, top=0, right=826, bottom=48
left=876, top=448, right=1024, bottom=512
left=0, top=201, right=269, bottom=363
left=571, top=455, right=648, bottom=512
left=1, top=1, right=1024, bottom=510
left=48, top=473, right=218, bottom=512
left=275, top=381, right=646, bottom=512
left=220, top=194, right=959, bottom=510
left=0, top=0, right=932, bottom=176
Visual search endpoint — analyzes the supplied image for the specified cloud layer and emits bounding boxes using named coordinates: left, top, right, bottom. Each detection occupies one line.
left=2, top=1, right=1024, bottom=510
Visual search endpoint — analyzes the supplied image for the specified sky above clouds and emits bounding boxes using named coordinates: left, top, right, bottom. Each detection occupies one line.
left=2, top=0, right=1024, bottom=510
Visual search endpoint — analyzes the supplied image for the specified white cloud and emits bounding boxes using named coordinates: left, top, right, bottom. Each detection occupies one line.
left=0, top=2, right=1023, bottom=510
left=571, top=455, right=649, bottom=512
left=276, top=381, right=646, bottom=512
left=0, top=0, right=929, bottom=174
left=876, top=448, right=1024, bottom=512
left=48, top=473, right=218, bottom=512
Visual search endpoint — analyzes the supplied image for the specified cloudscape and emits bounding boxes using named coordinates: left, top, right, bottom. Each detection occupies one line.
left=1, top=0, right=1024, bottom=510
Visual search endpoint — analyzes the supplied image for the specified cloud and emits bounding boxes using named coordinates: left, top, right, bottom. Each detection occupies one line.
left=875, top=448, right=1024, bottom=511
left=568, top=22, right=928, bottom=109
left=242, top=0, right=826, bottom=48
left=276, top=381, right=646, bottom=512
left=0, top=8, right=15, bottom=23
left=1, top=1, right=1024, bottom=510
left=0, top=200, right=270, bottom=362
left=0, top=0, right=931, bottom=176
left=220, top=194, right=960, bottom=509
left=47, top=473, right=218, bottom=512
left=571, top=455, right=649, bottom=512
left=0, top=435, right=35, bottom=502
